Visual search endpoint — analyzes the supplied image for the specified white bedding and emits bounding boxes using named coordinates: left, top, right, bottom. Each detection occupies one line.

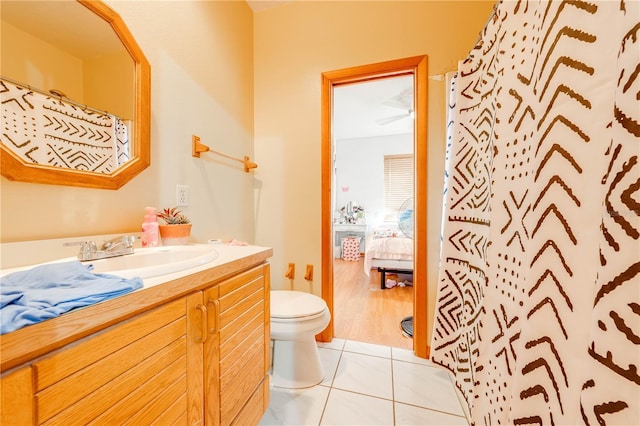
left=364, top=232, right=413, bottom=275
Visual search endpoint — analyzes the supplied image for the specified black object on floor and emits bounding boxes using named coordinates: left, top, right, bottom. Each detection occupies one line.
left=400, top=316, right=413, bottom=338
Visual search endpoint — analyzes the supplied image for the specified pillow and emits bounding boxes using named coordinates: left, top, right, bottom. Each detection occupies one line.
left=371, top=223, right=400, bottom=238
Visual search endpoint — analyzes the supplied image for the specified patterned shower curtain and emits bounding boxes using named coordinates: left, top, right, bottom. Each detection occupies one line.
left=431, top=1, right=639, bottom=424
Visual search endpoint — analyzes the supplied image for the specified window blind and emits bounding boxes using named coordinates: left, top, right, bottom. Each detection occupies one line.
left=384, top=154, right=414, bottom=221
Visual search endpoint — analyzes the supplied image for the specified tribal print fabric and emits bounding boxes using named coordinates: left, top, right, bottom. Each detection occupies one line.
left=1, top=80, right=130, bottom=174
left=431, top=1, right=639, bottom=424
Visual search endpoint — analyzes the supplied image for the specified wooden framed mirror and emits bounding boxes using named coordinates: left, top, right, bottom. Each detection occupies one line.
left=0, top=0, right=150, bottom=190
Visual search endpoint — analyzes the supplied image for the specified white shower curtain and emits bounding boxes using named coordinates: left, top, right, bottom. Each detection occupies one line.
left=431, top=1, right=639, bottom=424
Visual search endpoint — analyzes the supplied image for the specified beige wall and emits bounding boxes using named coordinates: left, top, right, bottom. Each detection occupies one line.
left=1, top=21, right=84, bottom=102
left=1, top=0, right=494, bottom=342
left=252, top=1, right=495, bottom=340
left=84, top=50, right=134, bottom=119
left=2, top=12, right=133, bottom=118
left=0, top=1, right=255, bottom=246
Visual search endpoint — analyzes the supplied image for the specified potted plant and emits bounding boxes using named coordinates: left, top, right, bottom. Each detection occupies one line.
left=156, top=207, right=192, bottom=245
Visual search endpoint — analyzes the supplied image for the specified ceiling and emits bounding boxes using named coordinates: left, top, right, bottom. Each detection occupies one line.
left=333, top=75, right=415, bottom=140
left=2, top=1, right=124, bottom=59
left=246, top=0, right=292, bottom=13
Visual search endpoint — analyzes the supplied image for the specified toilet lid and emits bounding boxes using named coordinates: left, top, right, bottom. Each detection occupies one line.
left=271, top=290, right=327, bottom=319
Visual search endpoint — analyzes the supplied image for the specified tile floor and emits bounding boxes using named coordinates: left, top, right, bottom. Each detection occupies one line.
left=259, top=339, right=469, bottom=426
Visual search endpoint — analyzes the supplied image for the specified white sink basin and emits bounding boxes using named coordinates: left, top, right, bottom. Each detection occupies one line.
left=84, top=245, right=219, bottom=279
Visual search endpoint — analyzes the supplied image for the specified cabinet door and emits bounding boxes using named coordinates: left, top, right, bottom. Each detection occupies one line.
left=32, top=296, right=204, bottom=425
left=0, top=366, right=33, bottom=425
left=203, top=285, right=220, bottom=426
left=213, top=265, right=269, bottom=426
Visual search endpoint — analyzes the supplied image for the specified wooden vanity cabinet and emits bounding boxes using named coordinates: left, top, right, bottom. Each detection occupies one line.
left=0, top=262, right=270, bottom=426
left=31, top=295, right=203, bottom=425
left=0, top=366, right=33, bottom=425
left=200, top=263, right=270, bottom=426
left=212, top=263, right=270, bottom=426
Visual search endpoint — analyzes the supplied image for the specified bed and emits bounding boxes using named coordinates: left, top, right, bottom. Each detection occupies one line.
left=364, top=224, right=413, bottom=289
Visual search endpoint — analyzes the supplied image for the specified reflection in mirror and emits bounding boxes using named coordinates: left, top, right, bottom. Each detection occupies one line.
left=1, top=76, right=132, bottom=175
left=0, top=0, right=150, bottom=189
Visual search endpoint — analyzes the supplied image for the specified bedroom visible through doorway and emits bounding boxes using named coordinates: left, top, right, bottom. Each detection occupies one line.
left=332, top=75, right=415, bottom=349
left=320, top=55, right=429, bottom=358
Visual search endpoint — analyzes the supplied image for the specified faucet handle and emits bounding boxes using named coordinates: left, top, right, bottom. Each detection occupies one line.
left=101, top=235, right=137, bottom=251
left=63, top=240, right=97, bottom=260
left=122, top=235, right=137, bottom=247
left=63, top=240, right=96, bottom=248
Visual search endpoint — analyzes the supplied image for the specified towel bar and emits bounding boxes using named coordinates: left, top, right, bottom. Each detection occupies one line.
left=191, top=135, right=257, bottom=172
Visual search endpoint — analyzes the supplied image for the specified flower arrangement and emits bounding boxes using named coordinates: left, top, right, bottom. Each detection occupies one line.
left=340, top=203, right=365, bottom=215
left=156, top=207, right=191, bottom=225
left=340, top=202, right=365, bottom=223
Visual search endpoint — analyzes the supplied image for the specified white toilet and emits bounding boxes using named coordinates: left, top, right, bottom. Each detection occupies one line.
left=270, top=290, right=331, bottom=388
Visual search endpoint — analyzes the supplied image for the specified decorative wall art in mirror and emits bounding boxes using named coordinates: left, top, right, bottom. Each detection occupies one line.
left=0, top=0, right=150, bottom=190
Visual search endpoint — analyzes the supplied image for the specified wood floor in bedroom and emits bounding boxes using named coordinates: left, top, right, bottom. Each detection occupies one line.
left=333, top=258, right=413, bottom=349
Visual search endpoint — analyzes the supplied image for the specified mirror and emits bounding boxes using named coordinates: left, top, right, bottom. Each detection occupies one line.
left=0, top=0, right=150, bottom=189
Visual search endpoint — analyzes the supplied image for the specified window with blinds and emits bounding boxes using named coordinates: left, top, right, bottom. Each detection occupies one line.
left=384, top=154, right=414, bottom=221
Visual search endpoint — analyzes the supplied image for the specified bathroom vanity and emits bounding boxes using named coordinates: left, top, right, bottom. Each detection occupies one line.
left=0, top=244, right=272, bottom=426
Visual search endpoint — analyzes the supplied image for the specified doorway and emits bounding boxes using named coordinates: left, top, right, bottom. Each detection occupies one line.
left=320, top=56, right=429, bottom=358
left=332, top=76, right=415, bottom=349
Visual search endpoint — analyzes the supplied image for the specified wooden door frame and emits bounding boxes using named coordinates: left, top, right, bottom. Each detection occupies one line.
left=320, top=55, right=429, bottom=358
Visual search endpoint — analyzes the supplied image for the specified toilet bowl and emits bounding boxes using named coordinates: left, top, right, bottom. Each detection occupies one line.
left=270, top=290, right=331, bottom=389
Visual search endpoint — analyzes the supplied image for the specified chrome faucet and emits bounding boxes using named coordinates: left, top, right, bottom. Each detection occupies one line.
left=64, top=235, right=137, bottom=261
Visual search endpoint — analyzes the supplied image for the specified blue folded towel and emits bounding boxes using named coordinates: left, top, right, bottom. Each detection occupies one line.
left=1, top=260, right=143, bottom=334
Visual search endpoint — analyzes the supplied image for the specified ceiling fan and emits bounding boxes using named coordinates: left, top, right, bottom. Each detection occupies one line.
left=375, top=108, right=415, bottom=125
left=375, top=86, right=414, bottom=126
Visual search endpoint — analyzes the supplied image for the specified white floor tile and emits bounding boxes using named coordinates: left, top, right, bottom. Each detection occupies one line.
left=318, top=338, right=346, bottom=351
left=391, top=347, right=435, bottom=366
left=392, top=360, right=464, bottom=416
left=318, top=347, right=342, bottom=387
left=262, top=340, right=470, bottom=426
left=394, top=402, right=468, bottom=425
left=343, top=340, right=391, bottom=358
left=259, top=385, right=330, bottom=426
left=320, top=388, right=394, bottom=426
left=332, top=351, right=393, bottom=399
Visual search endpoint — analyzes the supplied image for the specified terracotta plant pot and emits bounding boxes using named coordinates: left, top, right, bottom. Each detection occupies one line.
left=158, top=224, right=192, bottom=246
